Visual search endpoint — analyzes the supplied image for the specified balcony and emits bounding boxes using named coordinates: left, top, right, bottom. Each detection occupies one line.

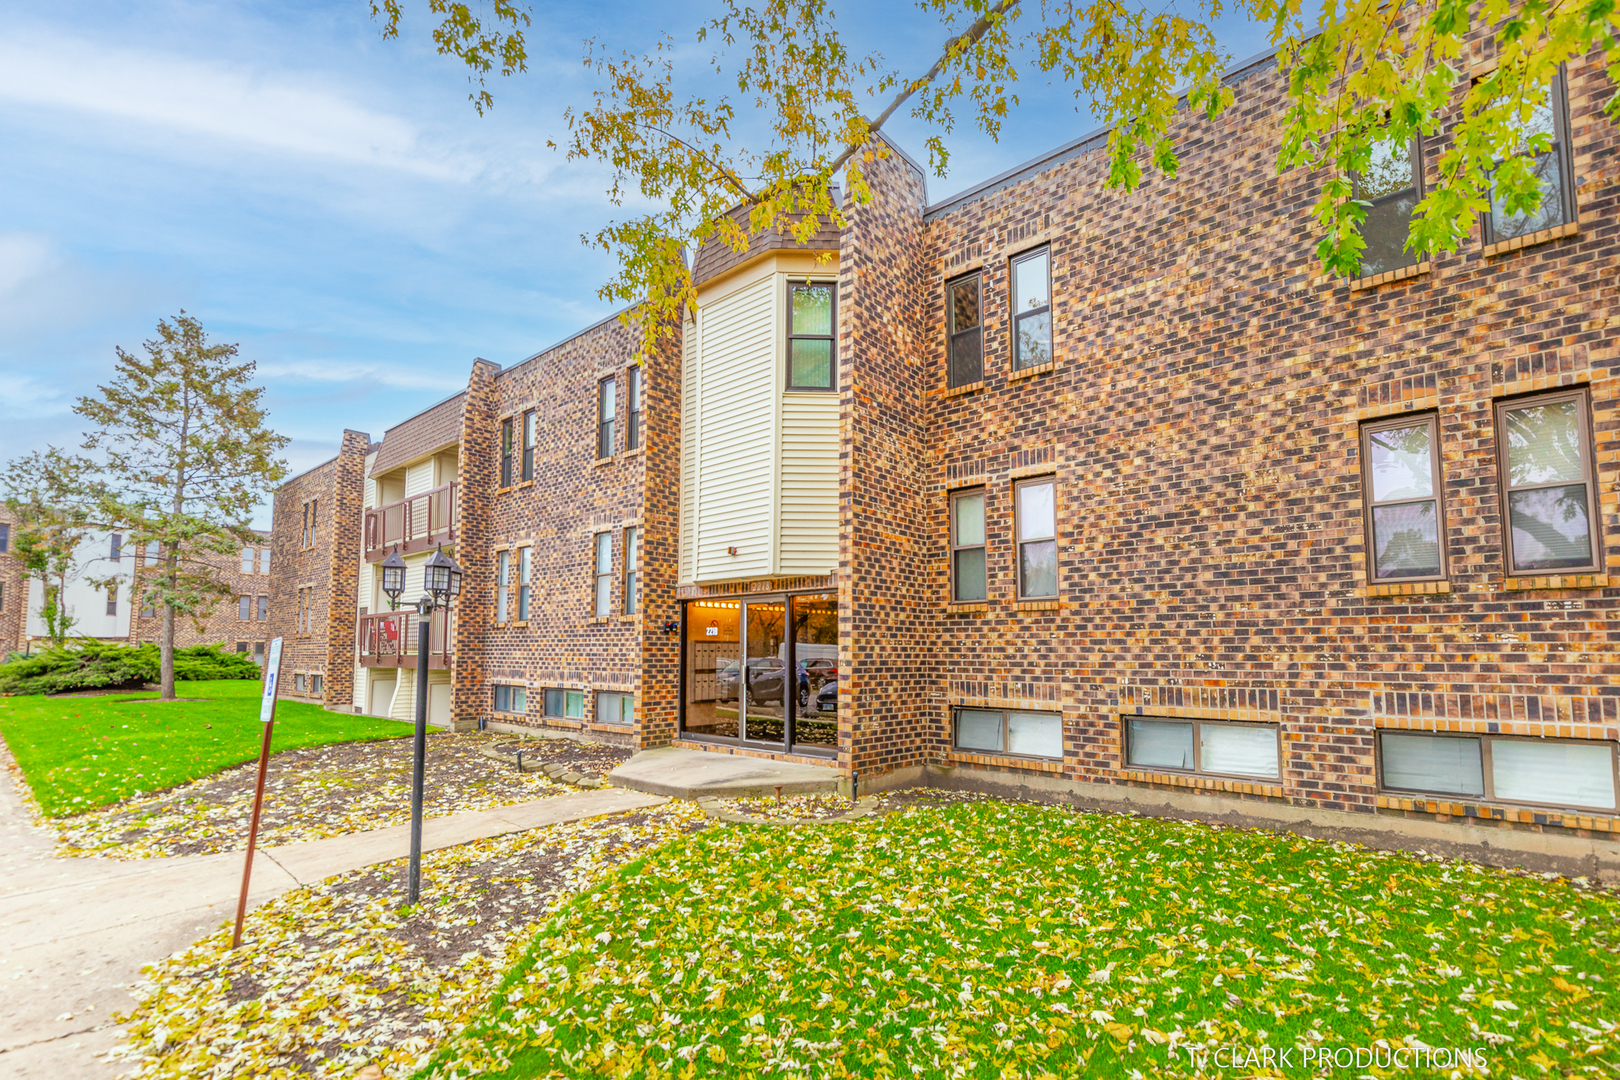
left=358, top=608, right=453, bottom=670
left=365, top=482, right=458, bottom=562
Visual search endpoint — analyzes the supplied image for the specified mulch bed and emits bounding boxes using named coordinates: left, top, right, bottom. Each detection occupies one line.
left=53, top=732, right=633, bottom=858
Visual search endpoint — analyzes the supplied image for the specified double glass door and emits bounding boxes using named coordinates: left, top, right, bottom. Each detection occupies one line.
left=682, top=592, right=837, bottom=754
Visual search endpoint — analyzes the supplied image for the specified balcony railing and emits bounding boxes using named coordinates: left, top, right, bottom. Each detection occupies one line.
left=364, top=482, right=458, bottom=562
left=357, top=608, right=453, bottom=670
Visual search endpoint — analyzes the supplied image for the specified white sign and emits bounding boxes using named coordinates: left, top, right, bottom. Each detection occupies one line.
left=259, top=637, right=284, bottom=723
left=706, top=626, right=719, bottom=636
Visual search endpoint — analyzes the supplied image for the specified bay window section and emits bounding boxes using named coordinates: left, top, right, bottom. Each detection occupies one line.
left=947, top=273, right=982, bottom=387
left=787, top=282, right=836, bottom=390
left=1126, top=717, right=1280, bottom=779
left=598, top=378, right=617, bottom=459
left=1362, top=414, right=1445, bottom=580
left=1485, top=70, right=1576, bottom=244
left=951, top=489, right=987, bottom=601
left=500, top=418, right=513, bottom=487
left=1015, top=477, right=1057, bottom=599
left=522, top=409, right=536, bottom=481
left=1353, top=135, right=1422, bottom=276
left=1496, top=390, right=1600, bottom=573
left=593, top=532, right=612, bottom=617
left=1011, top=247, right=1051, bottom=370
left=495, top=550, right=510, bottom=623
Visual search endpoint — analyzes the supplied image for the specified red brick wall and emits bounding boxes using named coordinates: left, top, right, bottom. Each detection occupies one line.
left=889, top=43, right=1620, bottom=830
left=323, top=431, right=370, bottom=708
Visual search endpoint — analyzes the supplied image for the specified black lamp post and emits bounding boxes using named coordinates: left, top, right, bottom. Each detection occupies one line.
left=406, top=543, right=463, bottom=907
left=380, top=547, right=407, bottom=610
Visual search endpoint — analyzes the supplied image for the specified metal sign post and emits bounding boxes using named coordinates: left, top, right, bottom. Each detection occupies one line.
left=232, top=637, right=283, bottom=949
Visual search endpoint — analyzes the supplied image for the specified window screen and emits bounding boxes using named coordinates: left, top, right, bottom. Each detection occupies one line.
left=1497, top=390, right=1599, bottom=573
left=1486, top=71, right=1575, bottom=243
left=947, top=274, right=982, bottom=388
left=1353, top=136, right=1422, bottom=276
left=1362, top=415, right=1444, bottom=580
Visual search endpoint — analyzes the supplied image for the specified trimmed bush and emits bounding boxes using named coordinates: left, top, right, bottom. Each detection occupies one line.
left=0, top=641, right=261, bottom=696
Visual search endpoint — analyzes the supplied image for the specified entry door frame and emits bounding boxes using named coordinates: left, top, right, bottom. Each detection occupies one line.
left=678, top=590, right=837, bottom=757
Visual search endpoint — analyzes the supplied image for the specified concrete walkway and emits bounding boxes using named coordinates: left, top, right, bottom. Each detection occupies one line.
left=0, top=763, right=664, bottom=1080
left=609, top=746, right=838, bottom=798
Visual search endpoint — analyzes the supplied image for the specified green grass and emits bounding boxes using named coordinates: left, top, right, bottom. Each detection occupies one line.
left=0, top=679, right=409, bottom=816
left=420, top=799, right=1620, bottom=1079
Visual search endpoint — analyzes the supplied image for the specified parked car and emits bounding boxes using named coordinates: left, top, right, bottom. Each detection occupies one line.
left=716, top=657, right=784, bottom=703
left=810, top=676, right=838, bottom=714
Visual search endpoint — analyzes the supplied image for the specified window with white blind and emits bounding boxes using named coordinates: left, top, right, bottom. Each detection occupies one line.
left=597, top=691, right=635, bottom=726
left=1125, top=717, right=1281, bottom=780
left=954, top=707, right=1062, bottom=759
left=1379, top=731, right=1616, bottom=810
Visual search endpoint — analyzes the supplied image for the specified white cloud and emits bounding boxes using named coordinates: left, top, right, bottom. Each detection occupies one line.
left=0, top=29, right=476, bottom=181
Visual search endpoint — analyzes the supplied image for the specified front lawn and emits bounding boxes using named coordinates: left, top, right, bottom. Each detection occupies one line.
left=424, top=798, right=1620, bottom=1079
left=0, top=680, right=408, bottom=816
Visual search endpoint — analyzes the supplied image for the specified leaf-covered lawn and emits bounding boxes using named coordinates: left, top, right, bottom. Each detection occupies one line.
left=422, top=798, right=1620, bottom=1079
left=0, top=680, right=408, bottom=816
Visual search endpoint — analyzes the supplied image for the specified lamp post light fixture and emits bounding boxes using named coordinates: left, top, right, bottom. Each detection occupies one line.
left=380, top=547, right=407, bottom=611
left=405, top=544, right=463, bottom=908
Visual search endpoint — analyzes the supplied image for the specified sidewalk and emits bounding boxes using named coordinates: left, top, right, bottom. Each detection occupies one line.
left=0, top=761, right=664, bottom=1079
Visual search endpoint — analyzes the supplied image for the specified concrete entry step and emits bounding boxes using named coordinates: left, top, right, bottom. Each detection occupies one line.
left=608, top=747, right=838, bottom=799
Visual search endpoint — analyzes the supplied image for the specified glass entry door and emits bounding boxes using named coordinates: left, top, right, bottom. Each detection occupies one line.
left=681, top=593, right=837, bottom=755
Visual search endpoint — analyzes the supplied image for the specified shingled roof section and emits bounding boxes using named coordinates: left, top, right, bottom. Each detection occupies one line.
left=692, top=195, right=842, bottom=287
left=369, top=391, right=466, bottom=477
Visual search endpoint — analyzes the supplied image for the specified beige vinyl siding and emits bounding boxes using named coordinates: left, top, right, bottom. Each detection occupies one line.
left=389, top=674, right=415, bottom=721
left=679, top=316, right=698, bottom=584
left=778, top=390, right=840, bottom=574
left=404, top=459, right=436, bottom=497
left=693, top=274, right=778, bottom=582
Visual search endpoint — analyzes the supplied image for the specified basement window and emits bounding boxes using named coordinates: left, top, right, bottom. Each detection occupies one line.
left=544, top=688, right=586, bottom=719
left=492, top=684, right=528, bottom=714
left=597, top=691, right=635, bottom=726
left=955, top=707, right=1062, bottom=759
left=1126, top=717, right=1281, bottom=780
left=1379, top=731, right=1616, bottom=810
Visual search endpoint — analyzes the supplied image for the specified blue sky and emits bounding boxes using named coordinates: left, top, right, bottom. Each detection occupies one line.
left=0, top=1, right=1271, bottom=526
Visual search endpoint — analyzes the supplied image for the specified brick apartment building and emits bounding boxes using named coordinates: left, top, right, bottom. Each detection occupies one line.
left=0, top=506, right=23, bottom=656
left=126, top=530, right=275, bottom=659
left=261, top=39, right=1620, bottom=872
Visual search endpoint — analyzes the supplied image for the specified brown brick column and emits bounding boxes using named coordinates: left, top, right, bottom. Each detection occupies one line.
left=321, top=429, right=371, bottom=709
left=636, top=324, right=684, bottom=749
left=451, top=359, right=500, bottom=728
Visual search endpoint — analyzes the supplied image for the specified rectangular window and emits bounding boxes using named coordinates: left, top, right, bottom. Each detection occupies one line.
left=311, top=674, right=323, bottom=696
left=1361, top=414, right=1445, bottom=581
left=495, top=549, right=510, bottom=623
left=139, top=594, right=154, bottom=618
left=1496, top=389, right=1601, bottom=573
left=259, top=547, right=271, bottom=575
left=110, top=533, right=122, bottom=561
left=294, top=673, right=307, bottom=693
left=596, top=691, right=635, bottom=726
left=518, top=546, right=532, bottom=622
left=626, top=365, right=643, bottom=451
left=105, top=584, right=117, bottom=616
left=1353, top=135, right=1423, bottom=276
left=236, top=641, right=248, bottom=654
left=522, top=409, right=536, bottom=481
left=954, top=707, right=1062, bottom=759
left=492, top=684, right=529, bottom=714
left=1014, top=477, right=1057, bottom=599
left=144, top=540, right=159, bottom=563
left=950, top=489, right=987, bottom=602
left=1379, top=731, right=1616, bottom=811
left=947, top=273, right=982, bottom=388
left=624, top=525, right=639, bottom=615
left=500, top=418, right=514, bottom=487
left=598, top=378, right=617, bottom=459
left=253, top=641, right=266, bottom=665
left=241, top=547, right=254, bottom=574
left=787, top=282, right=836, bottom=390
left=1484, top=70, right=1576, bottom=245
left=544, top=688, right=586, bottom=719
left=593, top=532, right=612, bottom=617
left=1010, top=247, right=1052, bottom=370
left=257, top=595, right=268, bottom=621
left=0, top=523, right=9, bottom=553
left=309, top=500, right=317, bottom=546
left=1126, top=717, right=1281, bottom=780
left=239, top=595, right=251, bottom=621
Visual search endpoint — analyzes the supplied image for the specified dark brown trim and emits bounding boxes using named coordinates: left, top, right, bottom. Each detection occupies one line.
left=1359, top=411, right=1448, bottom=584
left=1012, top=474, right=1058, bottom=600
left=1493, top=386, right=1603, bottom=576
left=1479, top=65, right=1578, bottom=249
left=785, top=279, right=838, bottom=392
left=949, top=486, right=987, bottom=603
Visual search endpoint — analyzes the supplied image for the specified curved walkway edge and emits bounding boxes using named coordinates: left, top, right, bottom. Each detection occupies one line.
left=0, top=761, right=664, bottom=1080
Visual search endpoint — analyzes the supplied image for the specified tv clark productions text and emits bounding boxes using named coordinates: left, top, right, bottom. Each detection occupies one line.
left=1177, top=1044, right=1489, bottom=1072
